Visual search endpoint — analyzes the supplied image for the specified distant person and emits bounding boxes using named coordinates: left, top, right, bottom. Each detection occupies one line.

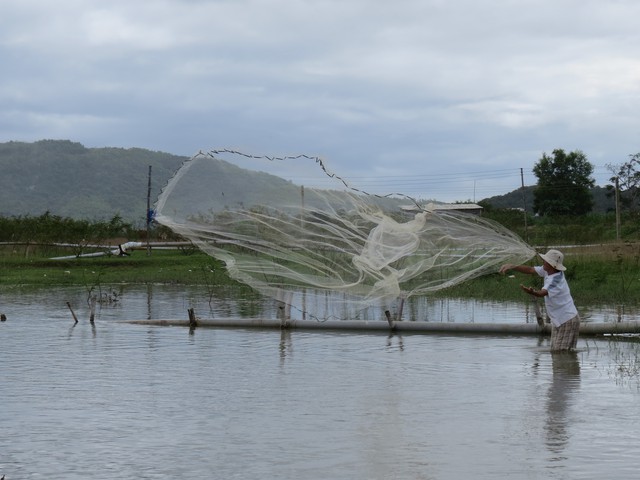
left=499, top=249, right=580, bottom=351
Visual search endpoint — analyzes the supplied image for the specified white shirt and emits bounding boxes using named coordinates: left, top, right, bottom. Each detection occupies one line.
left=534, top=266, right=578, bottom=327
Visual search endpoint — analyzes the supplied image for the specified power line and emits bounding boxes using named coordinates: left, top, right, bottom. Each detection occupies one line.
left=258, top=156, right=616, bottom=201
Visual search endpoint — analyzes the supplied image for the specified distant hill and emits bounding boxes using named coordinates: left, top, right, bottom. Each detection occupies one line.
left=0, top=139, right=618, bottom=223
left=480, top=185, right=615, bottom=214
left=0, top=140, right=187, bottom=224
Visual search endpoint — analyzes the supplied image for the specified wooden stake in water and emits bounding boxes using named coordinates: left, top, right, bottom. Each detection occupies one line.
left=397, top=297, right=405, bottom=322
left=66, top=302, right=79, bottom=324
left=89, top=296, right=97, bottom=324
left=534, top=299, right=544, bottom=327
left=188, top=308, right=197, bottom=329
left=385, top=310, right=394, bottom=328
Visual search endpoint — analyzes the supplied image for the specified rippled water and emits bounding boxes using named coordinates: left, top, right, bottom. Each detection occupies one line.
left=2, top=286, right=640, bottom=479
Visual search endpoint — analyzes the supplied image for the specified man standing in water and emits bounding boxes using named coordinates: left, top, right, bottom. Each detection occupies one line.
left=499, top=249, right=580, bottom=351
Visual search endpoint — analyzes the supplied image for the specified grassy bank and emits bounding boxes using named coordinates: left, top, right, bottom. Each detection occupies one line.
left=0, top=246, right=235, bottom=288
left=2, top=243, right=640, bottom=306
left=434, top=243, right=640, bottom=306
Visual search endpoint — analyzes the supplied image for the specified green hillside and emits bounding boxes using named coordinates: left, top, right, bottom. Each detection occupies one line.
left=0, top=139, right=616, bottom=223
left=0, top=140, right=187, bottom=224
left=480, top=185, right=615, bottom=214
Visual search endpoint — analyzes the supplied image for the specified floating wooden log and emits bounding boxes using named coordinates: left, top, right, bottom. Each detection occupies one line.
left=123, top=318, right=640, bottom=336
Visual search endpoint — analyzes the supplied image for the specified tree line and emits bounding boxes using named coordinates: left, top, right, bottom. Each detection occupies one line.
left=2, top=146, right=640, bottom=252
left=528, top=148, right=640, bottom=217
left=0, top=212, right=181, bottom=257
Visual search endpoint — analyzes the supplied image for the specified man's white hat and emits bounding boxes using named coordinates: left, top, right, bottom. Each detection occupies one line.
left=539, top=249, right=566, bottom=272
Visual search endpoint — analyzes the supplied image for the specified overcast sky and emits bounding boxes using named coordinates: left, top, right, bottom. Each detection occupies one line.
left=1, top=0, right=639, bottom=202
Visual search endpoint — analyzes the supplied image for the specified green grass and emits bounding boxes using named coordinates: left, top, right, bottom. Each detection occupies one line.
left=0, top=246, right=237, bottom=287
left=2, top=243, right=640, bottom=307
left=434, top=246, right=640, bottom=305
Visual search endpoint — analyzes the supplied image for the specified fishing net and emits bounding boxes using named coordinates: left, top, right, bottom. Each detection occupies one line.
left=155, top=150, right=535, bottom=321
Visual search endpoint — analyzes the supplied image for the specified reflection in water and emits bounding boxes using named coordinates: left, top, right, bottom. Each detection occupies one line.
left=545, top=352, right=581, bottom=462
left=279, top=329, right=293, bottom=364
left=386, top=333, right=404, bottom=350
left=4, top=286, right=640, bottom=479
left=67, top=322, right=77, bottom=339
left=146, top=283, right=153, bottom=320
left=606, top=338, right=640, bottom=388
left=53, top=282, right=640, bottom=325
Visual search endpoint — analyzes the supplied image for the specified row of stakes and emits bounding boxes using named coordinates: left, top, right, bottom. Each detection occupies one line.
left=66, top=298, right=98, bottom=324
left=2, top=301, right=200, bottom=328
left=1, top=299, right=109, bottom=325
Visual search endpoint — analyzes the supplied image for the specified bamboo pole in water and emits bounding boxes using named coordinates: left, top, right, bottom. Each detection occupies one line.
left=123, top=318, right=640, bottom=336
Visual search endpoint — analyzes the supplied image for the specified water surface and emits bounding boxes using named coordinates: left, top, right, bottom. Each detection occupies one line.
left=2, top=286, right=640, bottom=479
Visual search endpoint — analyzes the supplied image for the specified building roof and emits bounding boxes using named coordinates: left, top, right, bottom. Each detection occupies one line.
left=401, top=202, right=484, bottom=214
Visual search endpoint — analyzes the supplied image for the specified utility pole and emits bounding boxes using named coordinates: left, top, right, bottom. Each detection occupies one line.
left=300, top=185, right=305, bottom=231
left=146, top=165, right=152, bottom=256
left=520, top=168, right=528, bottom=242
left=615, top=176, right=621, bottom=241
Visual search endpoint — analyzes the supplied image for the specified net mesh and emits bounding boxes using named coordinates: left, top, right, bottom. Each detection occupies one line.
left=155, top=150, right=535, bottom=321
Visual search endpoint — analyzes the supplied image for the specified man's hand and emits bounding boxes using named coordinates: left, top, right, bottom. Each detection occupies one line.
left=520, top=284, right=537, bottom=296
left=499, top=264, right=513, bottom=275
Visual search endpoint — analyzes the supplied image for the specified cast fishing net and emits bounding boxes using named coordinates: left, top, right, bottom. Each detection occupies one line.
left=155, top=150, right=535, bottom=321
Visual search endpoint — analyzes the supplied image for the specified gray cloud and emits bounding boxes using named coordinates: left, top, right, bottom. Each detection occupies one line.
left=2, top=0, right=639, bottom=201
